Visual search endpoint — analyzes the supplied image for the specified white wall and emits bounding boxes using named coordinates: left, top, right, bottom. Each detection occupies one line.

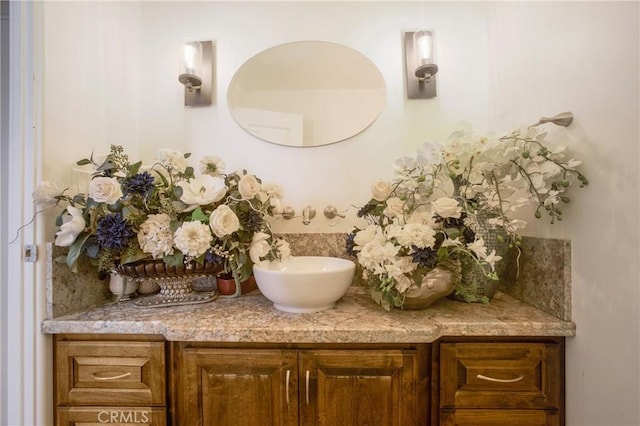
left=486, top=2, right=639, bottom=425
left=42, top=1, right=141, bottom=236
left=39, top=1, right=640, bottom=425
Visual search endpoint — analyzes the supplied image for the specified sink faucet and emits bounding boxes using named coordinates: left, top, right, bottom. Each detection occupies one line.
left=302, top=206, right=316, bottom=225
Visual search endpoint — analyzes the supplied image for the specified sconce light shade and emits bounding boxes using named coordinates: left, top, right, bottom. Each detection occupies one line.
left=178, top=40, right=214, bottom=107
left=404, top=30, right=438, bottom=99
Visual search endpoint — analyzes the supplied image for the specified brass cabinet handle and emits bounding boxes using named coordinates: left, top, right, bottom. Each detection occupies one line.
left=285, top=370, right=290, bottom=407
left=91, top=372, right=131, bottom=381
left=305, top=370, right=310, bottom=405
left=476, top=373, right=524, bottom=383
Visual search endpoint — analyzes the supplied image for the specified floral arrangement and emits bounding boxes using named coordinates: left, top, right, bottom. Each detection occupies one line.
left=33, top=145, right=290, bottom=283
left=346, top=125, right=588, bottom=310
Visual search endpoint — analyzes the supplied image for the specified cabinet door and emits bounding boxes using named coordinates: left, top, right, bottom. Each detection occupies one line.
left=299, top=349, right=426, bottom=426
left=176, top=347, right=298, bottom=426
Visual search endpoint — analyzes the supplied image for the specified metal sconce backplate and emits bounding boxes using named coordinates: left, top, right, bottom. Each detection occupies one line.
left=404, top=32, right=437, bottom=99
left=184, top=40, right=214, bottom=107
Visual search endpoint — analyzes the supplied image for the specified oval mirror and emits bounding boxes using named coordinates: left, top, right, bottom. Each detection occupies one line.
left=228, top=41, right=386, bottom=147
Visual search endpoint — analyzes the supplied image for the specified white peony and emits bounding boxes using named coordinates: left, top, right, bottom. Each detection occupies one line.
left=154, top=149, right=188, bottom=173
left=238, top=174, right=261, bottom=199
left=55, top=206, right=85, bottom=247
left=177, top=175, right=227, bottom=210
left=209, top=204, right=240, bottom=238
left=173, top=221, right=212, bottom=258
left=88, top=177, right=123, bottom=205
left=393, top=222, right=436, bottom=249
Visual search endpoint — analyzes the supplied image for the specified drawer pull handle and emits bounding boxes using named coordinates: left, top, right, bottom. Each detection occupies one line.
left=305, top=370, right=310, bottom=405
left=477, top=374, right=524, bottom=383
left=91, top=372, right=131, bottom=381
left=285, top=369, right=290, bottom=407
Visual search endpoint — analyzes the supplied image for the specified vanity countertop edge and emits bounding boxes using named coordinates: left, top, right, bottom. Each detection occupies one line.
left=41, top=287, right=575, bottom=343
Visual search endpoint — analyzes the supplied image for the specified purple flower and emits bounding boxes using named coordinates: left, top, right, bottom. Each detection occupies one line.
left=96, top=213, right=133, bottom=250
left=122, top=172, right=155, bottom=195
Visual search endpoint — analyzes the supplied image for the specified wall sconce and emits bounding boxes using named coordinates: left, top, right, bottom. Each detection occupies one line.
left=178, top=40, right=213, bottom=107
left=404, top=30, right=438, bottom=99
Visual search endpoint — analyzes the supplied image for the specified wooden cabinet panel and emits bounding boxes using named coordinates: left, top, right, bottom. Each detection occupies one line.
left=440, top=409, right=559, bottom=426
left=440, top=342, right=560, bottom=410
left=299, top=349, right=426, bottom=426
left=56, top=340, right=166, bottom=406
left=176, top=347, right=299, bottom=426
left=56, top=406, right=166, bottom=426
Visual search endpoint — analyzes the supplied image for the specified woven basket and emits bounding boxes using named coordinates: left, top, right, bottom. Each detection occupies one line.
left=451, top=210, right=510, bottom=303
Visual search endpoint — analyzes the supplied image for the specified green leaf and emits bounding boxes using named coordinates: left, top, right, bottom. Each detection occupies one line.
left=163, top=252, right=184, bottom=267
left=444, top=227, right=460, bottom=239
left=119, top=247, right=148, bottom=265
left=191, top=207, right=208, bottom=223
left=129, top=161, right=142, bottom=175
left=66, top=232, right=92, bottom=269
left=76, top=159, right=92, bottom=166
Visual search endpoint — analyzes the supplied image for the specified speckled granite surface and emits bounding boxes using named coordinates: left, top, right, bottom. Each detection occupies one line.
left=47, top=244, right=111, bottom=319
left=41, top=287, right=574, bottom=342
left=45, top=234, right=573, bottom=342
left=499, top=238, right=572, bottom=321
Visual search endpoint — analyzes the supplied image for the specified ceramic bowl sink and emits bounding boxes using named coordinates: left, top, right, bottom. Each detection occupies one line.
left=253, top=256, right=356, bottom=313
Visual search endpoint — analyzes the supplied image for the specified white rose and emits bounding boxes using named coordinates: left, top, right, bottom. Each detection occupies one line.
left=177, top=175, right=227, bottom=209
left=238, top=174, right=261, bottom=199
left=383, top=197, right=404, bottom=219
left=371, top=180, right=392, bottom=201
left=209, top=204, right=240, bottom=238
left=249, top=232, right=271, bottom=263
left=88, top=177, right=123, bottom=205
left=55, top=206, right=85, bottom=247
left=431, top=197, right=462, bottom=219
left=32, top=181, right=61, bottom=208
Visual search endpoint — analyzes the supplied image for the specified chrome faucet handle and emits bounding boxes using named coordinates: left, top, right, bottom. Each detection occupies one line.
left=302, top=206, right=316, bottom=225
left=281, top=206, right=295, bottom=220
left=323, top=205, right=345, bottom=220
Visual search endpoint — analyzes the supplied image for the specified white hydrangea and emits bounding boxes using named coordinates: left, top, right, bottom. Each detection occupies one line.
left=137, top=214, right=174, bottom=259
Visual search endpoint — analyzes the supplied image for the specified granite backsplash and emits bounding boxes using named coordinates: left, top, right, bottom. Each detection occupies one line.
left=47, top=234, right=571, bottom=321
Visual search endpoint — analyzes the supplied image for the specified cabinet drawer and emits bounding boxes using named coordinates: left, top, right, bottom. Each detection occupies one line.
left=441, top=409, right=559, bottom=426
left=57, top=406, right=166, bottom=425
left=440, top=342, right=560, bottom=409
left=56, top=340, right=165, bottom=406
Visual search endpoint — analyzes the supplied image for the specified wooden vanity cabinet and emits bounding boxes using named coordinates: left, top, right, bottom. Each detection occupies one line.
left=432, top=337, right=565, bottom=426
left=53, top=335, right=565, bottom=425
left=172, top=343, right=430, bottom=426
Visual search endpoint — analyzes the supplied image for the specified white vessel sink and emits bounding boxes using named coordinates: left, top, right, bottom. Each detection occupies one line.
left=253, top=256, right=356, bottom=313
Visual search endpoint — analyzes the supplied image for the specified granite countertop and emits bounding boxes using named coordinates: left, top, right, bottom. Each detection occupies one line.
left=41, top=287, right=575, bottom=343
